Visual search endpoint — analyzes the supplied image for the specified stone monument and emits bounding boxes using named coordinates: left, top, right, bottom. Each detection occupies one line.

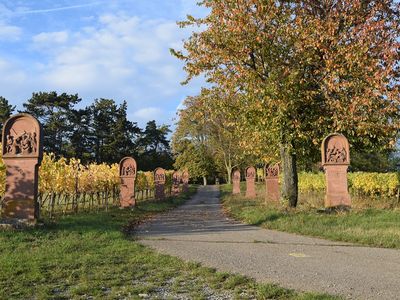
left=321, top=133, right=351, bottom=208
left=232, top=169, right=241, bottom=195
left=245, top=166, right=256, bottom=198
left=154, top=167, right=166, bottom=200
left=172, top=171, right=181, bottom=195
left=1, top=113, right=43, bottom=223
left=265, top=164, right=280, bottom=202
left=119, top=157, right=137, bottom=208
left=182, top=170, right=189, bottom=193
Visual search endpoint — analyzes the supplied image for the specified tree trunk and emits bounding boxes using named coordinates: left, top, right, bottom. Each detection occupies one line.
left=280, top=144, right=298, bottom=207
left=224, top=157, right=232, bottom=184
left=203, top=176, right=207, bottom=186
left=226, top=166, right=232, bottom=184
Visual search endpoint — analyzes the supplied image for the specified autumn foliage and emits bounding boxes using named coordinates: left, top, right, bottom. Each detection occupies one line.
left=172, top=0, right=400, bottom=206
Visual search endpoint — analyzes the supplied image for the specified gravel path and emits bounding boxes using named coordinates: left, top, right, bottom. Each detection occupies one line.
left=136, top=185, right=400, bottom=299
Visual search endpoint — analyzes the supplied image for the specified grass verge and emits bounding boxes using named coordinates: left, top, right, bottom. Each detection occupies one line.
left=221, top=184, right=400, bottom=249
left=1, top=186, right=338, bottom=299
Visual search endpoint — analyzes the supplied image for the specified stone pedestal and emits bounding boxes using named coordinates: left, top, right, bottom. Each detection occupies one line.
left=245, top=166, right=256, bottom=198
left=119, top=157, right=137, bottom=208
left=265, top=164, right=280, bottom=202
left=154, top=168, right=166, bottom=200
left=182, top=170, right=189, bottom=193
left=172, top=171, right=181, bottom=195
left=3, top=159, right=40, bottom=220
left=1, top=114, right=43, bottom=223
left=324, top=165, right=351, bottom=207
left=322, top=134, right=351, bottom=208
left=232, top=169, right=241, bottom=195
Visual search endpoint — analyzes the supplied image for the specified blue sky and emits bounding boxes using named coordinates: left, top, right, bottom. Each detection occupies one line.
left=0, top=0, right=207, bottom=127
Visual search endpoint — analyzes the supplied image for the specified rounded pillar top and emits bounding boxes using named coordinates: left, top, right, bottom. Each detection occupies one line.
left=172, top=171, right=181, bottom=184
left=265, top=164, right=279, bottom=178
left=321, top=133, right=350, bottom=166
left=232, top=169, right=241, bottom=181
left=119, top=157, right=137, bottom=178
left=2, top=113, right=43, bottom=160
left=245, top=166, right=256, bottom=179
left=154, top=167, right=166, bottom=184
left=181, top=170, right=189, bottom=183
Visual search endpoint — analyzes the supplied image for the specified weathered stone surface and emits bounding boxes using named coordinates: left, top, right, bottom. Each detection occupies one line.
left=232, top=169, right=241, bottom=195
left=172, top=171, right=181, bottom=195
left=245, top=166, right=256, bottom=198
left=119, top=157, right=137, bottom=208
left=321, top=133, right=351, bottom=208
left=265, top=164, right=280, bottom=202
left=1, top=114, right=43, bottom=222
left=154, top=167, right=166, bottom=200
left=182, top=170, right=189, bottom=193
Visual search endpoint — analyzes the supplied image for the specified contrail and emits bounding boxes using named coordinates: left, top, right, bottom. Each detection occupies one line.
left=13, top=1, right=104, bottom=15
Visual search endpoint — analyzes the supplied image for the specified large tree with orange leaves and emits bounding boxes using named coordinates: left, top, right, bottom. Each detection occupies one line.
left=173, top=0, right=400, bottom=206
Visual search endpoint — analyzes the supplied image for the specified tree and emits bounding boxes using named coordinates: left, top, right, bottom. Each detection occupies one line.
left=173, top=0, right=400, bottom=207
left=173, top=139, right=215, bottom=185
left=65, top=107, right=93, bottom=163
left=90, top=98, right=118, bottom=163
left=20, top=92, right=171, bottom=165
left=174, top=88, right=250, bottom=184
left=0, top=96, right=15, bottom=140
left=138, top=120, right=174, bottom=170
left=90, top=99, right=141, bottom=164
left=172, top=94, right=215, bottom=184
left=109, top=101, right=141, bottom=161
left=22, top=91, right=81, bottom=156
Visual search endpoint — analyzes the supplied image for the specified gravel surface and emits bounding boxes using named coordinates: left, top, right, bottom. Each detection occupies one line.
left=136, top=186, right=400, bottom=300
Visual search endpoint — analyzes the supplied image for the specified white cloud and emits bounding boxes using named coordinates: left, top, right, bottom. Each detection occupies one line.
left=132, top=107, right=163, bottom=122
left=0, top=59, right=29, bottom=103
left=32, top=13, right=193, bottom=107
left=33, top=31, right=69, bottom=44
left=0, top=6, right=206, bottom=126
left=0, top=23, right=22, bottom=40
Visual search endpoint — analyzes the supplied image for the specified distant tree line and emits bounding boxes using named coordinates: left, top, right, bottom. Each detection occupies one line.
left=0, top=92, right=173, bottom=170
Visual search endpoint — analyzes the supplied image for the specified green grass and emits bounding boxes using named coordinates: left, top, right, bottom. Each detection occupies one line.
left=0, top=186, right=338, bottom=299
left=221, top=184, right=400, bottom=249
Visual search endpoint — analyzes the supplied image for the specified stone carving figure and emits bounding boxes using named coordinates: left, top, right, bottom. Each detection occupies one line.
left=266, top=165, right=279, bottom=178
left=233, top=171, right=241, bottom=181
left=154, top=168, right=166, bottom=200
left=122, top=164, right=136, bottom=176
left=21, top=132, right=32, bottom=154
left=5, top=130, right=38, bottom=156
left=326, top=144, right=347, bottom=163
left=155, top=173, right=165, bottom=182
left=323, top=135, right=349, bottom=165
left=6, top=134, right=14, bottom=154
left=31, top=132, right=38, bottom=153
left=246, top=168, right=255, bottom=179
